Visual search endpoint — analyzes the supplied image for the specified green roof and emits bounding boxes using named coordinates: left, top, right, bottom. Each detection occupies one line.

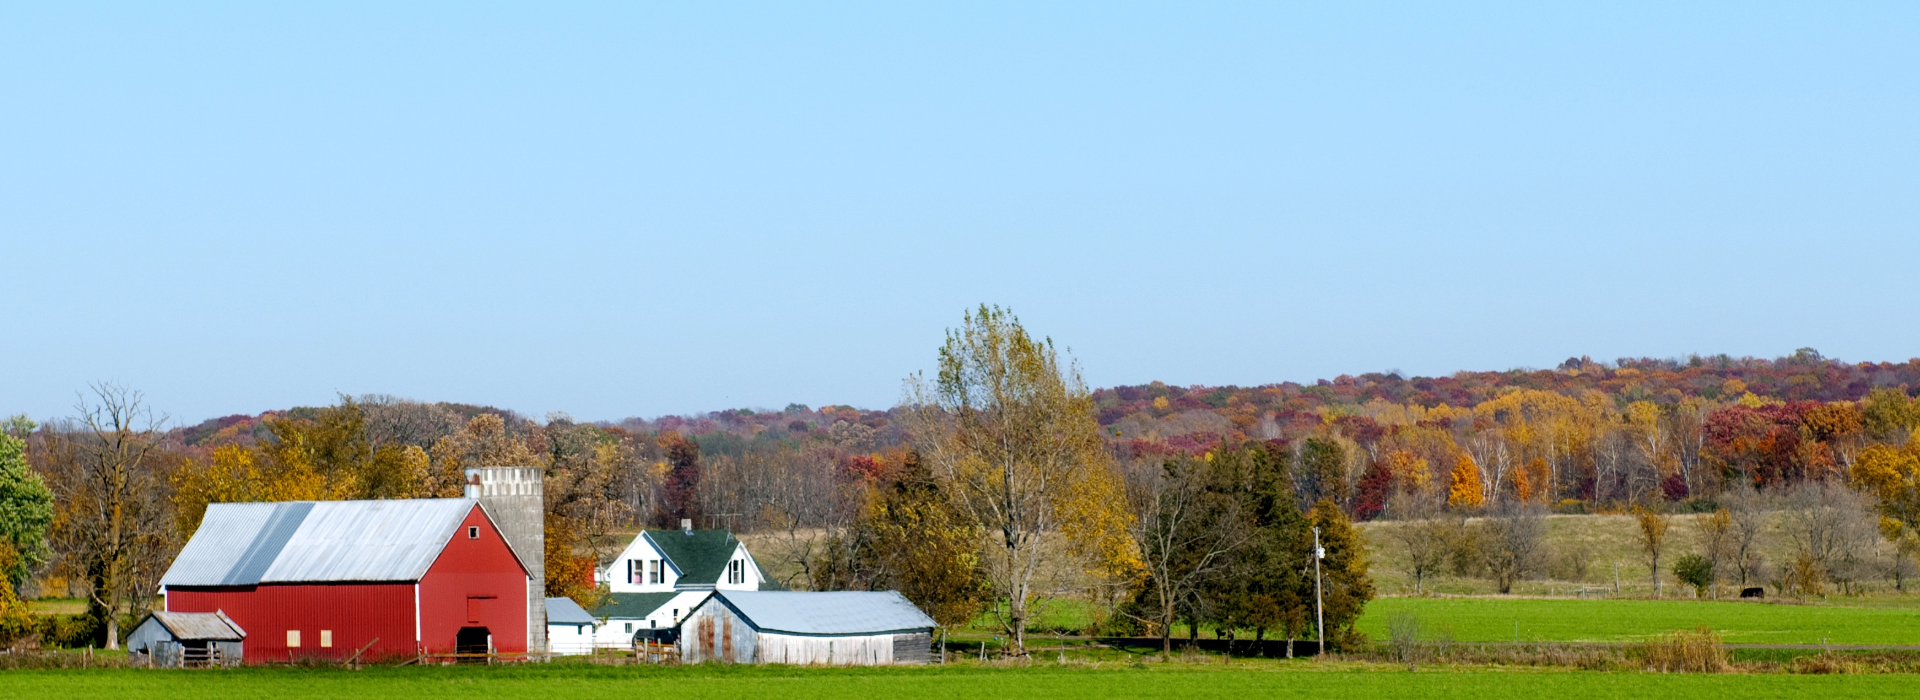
left=590, top=592, right=678, bottom=620
left=644, top=529, right=742, bottom=587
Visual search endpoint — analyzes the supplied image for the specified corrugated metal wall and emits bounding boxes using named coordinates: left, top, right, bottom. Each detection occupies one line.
left=167, top=504, right=531, bottom=663
left=417, top=505, right=531, bottom=654
left=167, top=583, right=415, bottom=664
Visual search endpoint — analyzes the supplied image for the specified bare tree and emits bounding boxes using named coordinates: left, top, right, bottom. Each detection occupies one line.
left=1475, top=502, right=1548, bottom=594
left=1720, top=485, right=1770, bottom=587
left=1384, top=489, right=1460, bottom=596
left=733, top=448, right=854, bottom=589
left=1124, top=453, right=1252, bottom=653
left=1697, top=509, right=1734, bottom=599
left=41, top=383, right=173, bottom=649
left=1779, top=481, right=1881, bottom=595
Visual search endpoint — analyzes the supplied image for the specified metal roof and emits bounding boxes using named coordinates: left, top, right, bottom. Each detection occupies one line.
left=145, top=611, right=246, bottom=641
left=545, top=597, right=597, bottom=626
left=160, top=499, right=485, bottom=587
left=715, top=591, right=936, bottom=636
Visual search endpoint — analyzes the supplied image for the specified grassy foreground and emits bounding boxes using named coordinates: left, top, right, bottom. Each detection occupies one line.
left=0, top=663, right=1911, bottom=700
left=1355, top=597, right=1920, bottom=646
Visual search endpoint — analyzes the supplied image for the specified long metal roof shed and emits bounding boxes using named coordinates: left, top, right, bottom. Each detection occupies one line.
left=714, top=591, right=936, bottom=635
left=159, top=499, right=508, bottom=587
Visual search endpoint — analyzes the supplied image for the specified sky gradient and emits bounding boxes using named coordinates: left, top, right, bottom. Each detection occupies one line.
left=4, top=2, right=1917, bottom=425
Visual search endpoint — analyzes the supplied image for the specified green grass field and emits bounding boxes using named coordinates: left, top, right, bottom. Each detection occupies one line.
left=0, top=663, right=1912, bottom=700
left=1355, top=597, right=1920, bottom=646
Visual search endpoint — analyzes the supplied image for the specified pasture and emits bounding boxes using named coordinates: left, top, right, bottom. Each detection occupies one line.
left=1354, top=597, right=1920, bottom=646
left=0, top=663, right=1912, bottom=700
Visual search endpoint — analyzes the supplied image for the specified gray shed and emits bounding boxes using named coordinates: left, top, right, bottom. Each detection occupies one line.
left=127, top=611, right=246, bottom=667
left=680, top=591, right=935, bottom=665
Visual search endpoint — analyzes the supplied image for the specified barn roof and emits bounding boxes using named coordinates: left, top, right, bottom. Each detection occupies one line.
left=159, top=499, right=496, bottom=587
left=140, top=611, right=246, bottom=641
left=545, top=597, right=598, bottom=626
left=715, top=591, right=936, bottom=636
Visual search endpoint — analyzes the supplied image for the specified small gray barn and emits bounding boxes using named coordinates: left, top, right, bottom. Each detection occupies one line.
left=680, top=591, right=935, bottom=665
left=127, top=611, right=246, bottom=667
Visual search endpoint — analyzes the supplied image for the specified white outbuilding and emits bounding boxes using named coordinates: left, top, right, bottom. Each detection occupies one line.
left=544, top=597, right=598, bottom=655
left=680, top=591, right=935, bottom=665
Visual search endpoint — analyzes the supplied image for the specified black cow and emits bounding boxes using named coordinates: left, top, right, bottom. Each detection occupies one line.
left=1739, top=587, right=1765, bottom=599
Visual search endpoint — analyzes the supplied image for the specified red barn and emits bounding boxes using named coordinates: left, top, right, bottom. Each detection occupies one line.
left=158, top=498, right=529, bottom=663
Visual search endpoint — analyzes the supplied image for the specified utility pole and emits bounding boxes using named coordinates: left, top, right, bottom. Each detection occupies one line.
left=1313, top=526, right=1325, bottom=653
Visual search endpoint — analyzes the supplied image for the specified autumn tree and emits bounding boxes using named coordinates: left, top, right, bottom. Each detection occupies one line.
left=1852, top=431, right=1920, bottom=568
left=1447, top=451, right=1484, bottom=509
left=1306, top=499, right=1374, bottom=648
left=904, top=305, right=1131, bottom=655
left=259, top=397, right=432, bottom=499
left=430, top=413, right=542, bottom=487
left=1633, top=506, right=1672, bottom=597
left=654, top=431, right=703, bottom=526
left=854, top=451, right=986, bottom=631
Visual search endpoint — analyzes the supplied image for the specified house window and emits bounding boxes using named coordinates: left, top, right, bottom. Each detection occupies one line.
left=320, top=630, right=333, bottom=648
left=728, top=559, right=745, bottom=585
left=468, top=526, right=479, bottom=539
left=287, top=630, right=301, bottom=648
left=649, top=559, right=663, bottom=584
left=624, top=622, right=632, bottom=633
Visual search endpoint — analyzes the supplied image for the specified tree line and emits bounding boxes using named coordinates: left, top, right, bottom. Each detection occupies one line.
left=4, top=317, right=1920, bottom=654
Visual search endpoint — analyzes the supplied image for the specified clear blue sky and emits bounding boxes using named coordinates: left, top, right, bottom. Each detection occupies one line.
left=3, top=3, right=1916, bottom=425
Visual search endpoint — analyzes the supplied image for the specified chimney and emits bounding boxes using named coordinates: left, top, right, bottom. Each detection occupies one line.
left=466, top=467, right=546, bottom=653
left=681, top=518, right=693, bottom=534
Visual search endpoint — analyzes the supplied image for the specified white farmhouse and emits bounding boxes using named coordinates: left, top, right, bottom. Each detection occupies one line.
left=588, top=520, right=773, bottom=648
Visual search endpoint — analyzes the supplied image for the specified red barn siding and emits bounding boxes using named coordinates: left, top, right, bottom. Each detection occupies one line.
left=419, top=505, right=529, bottom=654
left=167, top=583, right=416, bottom=663
left=166, top=504, right=529, bottom=662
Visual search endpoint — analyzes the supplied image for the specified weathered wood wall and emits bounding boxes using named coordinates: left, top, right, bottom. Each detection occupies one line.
left=678, top=597, right=931, bottom=665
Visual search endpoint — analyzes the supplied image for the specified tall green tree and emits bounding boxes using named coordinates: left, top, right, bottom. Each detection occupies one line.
left=1297, top=438, right=1349, bottom=510
left=1201, top=441, right=1311, bottom=651
left=0, top=416, right=53, bottom=594
left=1126, top=449, right=1251, bottom=654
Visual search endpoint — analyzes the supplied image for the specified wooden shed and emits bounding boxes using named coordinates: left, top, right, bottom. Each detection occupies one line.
left=680, top=591, right=934, bottom=665
left=127, top=611, right=246, bottom=667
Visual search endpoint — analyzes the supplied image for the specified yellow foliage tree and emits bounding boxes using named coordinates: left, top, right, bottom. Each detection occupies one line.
left=1851, top=431, right=1920, bottom=562
left=905, top=305, right=1133, bottom=655
left=171, top=444, right=329, bottom=537
left=1383, top=449, right=1431, bottom=489
left=1447, top=451, right=1484, bottom=508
